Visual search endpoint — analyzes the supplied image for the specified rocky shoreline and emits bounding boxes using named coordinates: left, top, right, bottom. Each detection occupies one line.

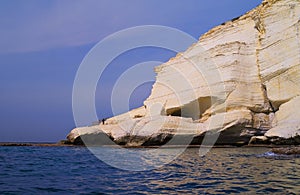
left=0, top=142, right=279, bottom=148
left=2, top=142, right=300, bottom=155
left=271, top=147, right=300, bottom=155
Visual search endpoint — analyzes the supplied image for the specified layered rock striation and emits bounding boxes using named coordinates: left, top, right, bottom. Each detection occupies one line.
left=67, top=0, right=300, bottom=146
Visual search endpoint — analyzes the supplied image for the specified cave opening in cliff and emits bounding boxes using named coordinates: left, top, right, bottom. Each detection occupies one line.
left=197, top=97, right=214, bottom=117
left=167, top=107, right=182, bottom=117
left=166, top=96, right=214, bottom=120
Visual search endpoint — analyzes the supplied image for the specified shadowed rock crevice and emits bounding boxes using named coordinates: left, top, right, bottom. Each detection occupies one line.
left=73, top=133, right=115, bottom=146
left=142, top=134, right=173, bottom=146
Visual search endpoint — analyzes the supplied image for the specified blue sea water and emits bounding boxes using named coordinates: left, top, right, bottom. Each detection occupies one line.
left=0, top=146, right=299, bottom=194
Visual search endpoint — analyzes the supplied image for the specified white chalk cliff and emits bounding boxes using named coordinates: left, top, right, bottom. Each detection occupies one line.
left=67, top=0, right=300, bottom=146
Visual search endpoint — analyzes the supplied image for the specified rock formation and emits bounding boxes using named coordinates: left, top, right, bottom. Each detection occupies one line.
left=272, top=147, right=300, bottom=155
left=67, top=0, right=300, bottom=146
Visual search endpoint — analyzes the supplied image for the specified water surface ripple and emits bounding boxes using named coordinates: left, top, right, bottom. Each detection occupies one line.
left=0, top=146, right=299, bottom=194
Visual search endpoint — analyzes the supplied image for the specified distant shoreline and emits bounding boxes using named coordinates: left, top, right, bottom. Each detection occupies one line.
left=0, top=142, right=74, bottom=147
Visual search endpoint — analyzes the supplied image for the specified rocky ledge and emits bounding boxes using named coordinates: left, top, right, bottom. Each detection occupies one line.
left=67, top=0, right=300, bottom=147
left=272, top=147, right=300, bottom=155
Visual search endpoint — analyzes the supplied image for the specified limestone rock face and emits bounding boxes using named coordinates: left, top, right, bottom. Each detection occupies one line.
left=67, top=0, right=300, bottom=146
left=264, top=96, right=300, bottom=141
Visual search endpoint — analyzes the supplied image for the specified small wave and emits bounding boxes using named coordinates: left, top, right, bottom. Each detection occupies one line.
left=257, top=151, right=300, bottom=160
left=257, top=151, right=277, bottom=157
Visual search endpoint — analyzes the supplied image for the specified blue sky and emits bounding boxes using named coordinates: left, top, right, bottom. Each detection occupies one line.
left=0, top=0, right=262, bottom=142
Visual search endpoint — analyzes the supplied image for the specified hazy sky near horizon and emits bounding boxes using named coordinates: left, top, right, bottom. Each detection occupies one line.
left=0, top=0, right=262, bottom=142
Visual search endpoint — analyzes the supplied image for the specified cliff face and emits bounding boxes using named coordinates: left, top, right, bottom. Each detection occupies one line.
left=67, top=0, right=300, bottom=146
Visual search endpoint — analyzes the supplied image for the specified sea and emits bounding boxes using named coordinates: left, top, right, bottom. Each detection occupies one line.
left=0, top=146, right=299, bottom=194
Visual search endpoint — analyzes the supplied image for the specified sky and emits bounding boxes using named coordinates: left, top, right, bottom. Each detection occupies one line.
left=0, top=0, right=262, bottom=142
